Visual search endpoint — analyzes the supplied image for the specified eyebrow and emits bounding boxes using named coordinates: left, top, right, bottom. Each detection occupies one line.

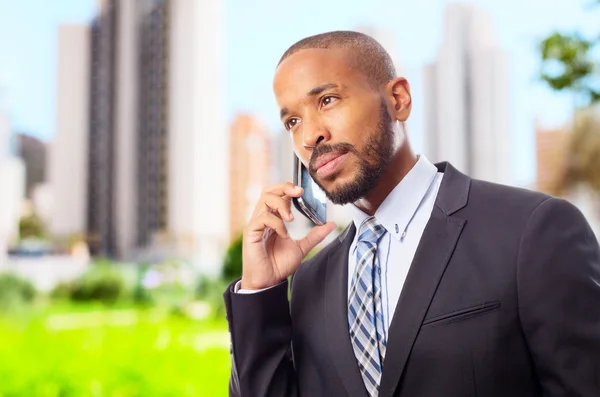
left=279, top=83, right=340, bottom=120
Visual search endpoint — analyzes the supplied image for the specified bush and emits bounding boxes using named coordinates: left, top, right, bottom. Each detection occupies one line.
left=222, top=233, right=243, bottom=283
left=196, top=276, right=228, bottom=320
left=0, top=272, right=36, bottom=311
left=70, top=263, right=126, bottom=305
left=18, top=214, right=47, bottom=240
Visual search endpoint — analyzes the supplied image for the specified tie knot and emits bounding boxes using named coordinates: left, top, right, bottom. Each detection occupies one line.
left=358, top=216, right=386, bottom=245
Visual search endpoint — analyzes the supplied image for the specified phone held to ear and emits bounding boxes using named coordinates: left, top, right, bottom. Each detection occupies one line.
left=292, top=154, right=327, bottom=226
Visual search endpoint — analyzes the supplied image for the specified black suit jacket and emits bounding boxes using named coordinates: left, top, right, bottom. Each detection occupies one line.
left=223, top=162, right=600, bottom=396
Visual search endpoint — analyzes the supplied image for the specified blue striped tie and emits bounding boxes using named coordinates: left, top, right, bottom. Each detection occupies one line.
left=348, top=216, right=387, bottom=396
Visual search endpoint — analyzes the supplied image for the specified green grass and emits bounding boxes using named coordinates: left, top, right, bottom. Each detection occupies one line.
left=0, top=304, right=231, bottom=397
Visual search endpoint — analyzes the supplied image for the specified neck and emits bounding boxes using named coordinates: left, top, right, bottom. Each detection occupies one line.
left=354, top=143, right=417, bottom=216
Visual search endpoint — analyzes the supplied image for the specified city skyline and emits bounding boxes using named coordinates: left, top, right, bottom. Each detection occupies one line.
left=0, top=0, right=597, bottom=189
left=49, top=0, right=228, bottom=276
left=423, top=3, right=512, bottom=185
left=0, top=109, right=25, bottom=260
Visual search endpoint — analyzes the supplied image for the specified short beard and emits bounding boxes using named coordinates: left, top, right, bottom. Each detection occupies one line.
left=308, top=99, right=396, bottom=205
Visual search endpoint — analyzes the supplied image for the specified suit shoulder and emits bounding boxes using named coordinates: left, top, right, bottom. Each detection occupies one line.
left=468, top=178, right=553, bottom=214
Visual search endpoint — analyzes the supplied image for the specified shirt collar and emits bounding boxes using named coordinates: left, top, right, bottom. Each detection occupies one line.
left=349, top=155, right=438, bottom=242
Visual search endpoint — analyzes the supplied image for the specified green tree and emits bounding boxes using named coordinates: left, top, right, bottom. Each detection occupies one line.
left=538, top=0, right=600, bottom=194
left=222, top=233, right=243, bottom=283
left=18, top=214, right=46, bottom=240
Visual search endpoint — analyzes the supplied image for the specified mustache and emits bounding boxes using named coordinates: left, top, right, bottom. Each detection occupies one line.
left=308, top=142, right=357, bottom=173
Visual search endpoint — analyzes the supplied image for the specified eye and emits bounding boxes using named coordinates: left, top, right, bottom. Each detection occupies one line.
left=321, top=96, right=338, bottom=108
left=285, top=117, right=300, bottom=131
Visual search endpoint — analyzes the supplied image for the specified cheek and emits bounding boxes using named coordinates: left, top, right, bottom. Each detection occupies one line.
left=325, top=103, right=380, bottom=148
left=290, top=132, right=310, bottom=163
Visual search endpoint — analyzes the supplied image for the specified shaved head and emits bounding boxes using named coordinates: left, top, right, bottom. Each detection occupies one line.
left=278, top=31, right=397, bottom=89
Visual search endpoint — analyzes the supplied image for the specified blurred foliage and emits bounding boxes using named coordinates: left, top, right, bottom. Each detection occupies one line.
left=1, top=258, right=232, bottom=396
left=18, top=213, right=47, bottom=240
left=538, top=0, right=600, bottom=195
left=196, top=276, right=228, bottom=320
left=222, top=233, right=243, bottom=283
left=0, top=273, right=36, bottom=312
left=132, top=263, right=154, bottom=306
left=68, top=262, right=126, bottom=305
left=540, top=32, right=598, bottom=103
left=0, top=307, right=230, bottom=396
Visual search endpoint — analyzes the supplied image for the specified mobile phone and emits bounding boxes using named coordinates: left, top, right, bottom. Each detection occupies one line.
left=292, top=154, right=327, bottom=226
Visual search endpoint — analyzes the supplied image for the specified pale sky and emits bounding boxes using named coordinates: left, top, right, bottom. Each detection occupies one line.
left=0, top=0, right=596, bottom=186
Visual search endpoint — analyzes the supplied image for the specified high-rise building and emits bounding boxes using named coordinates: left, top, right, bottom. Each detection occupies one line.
left=87, top=1, right=118, bottom=256
left=423, top=3, right=512, bottom=185
left=78, top=0, right=227, bottom=274
left=16, top=133, right=47, bottom=198
left=50, top=24, right=90, bottom=241
left=166, top=0, right=228, bottom=275
left=113, top=0, right=140, bottom=259
left=86, top=0, right=153, bottom=258
left=137, top=0, right=169, bottom=250
left=229, top=114, right=271, bottom=241
left=0, top=112, right=25, bottom=261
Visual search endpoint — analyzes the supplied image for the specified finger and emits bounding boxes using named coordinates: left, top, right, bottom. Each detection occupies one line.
left=259, top=193, right=295, bottom=222
left=296, top=222, right=337, bottom=256
left=247, top=212, right=290, bottom=240
left=263, top=182, right=303, bottom=199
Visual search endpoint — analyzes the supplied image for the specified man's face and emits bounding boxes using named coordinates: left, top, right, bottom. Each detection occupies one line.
left=273, top=48, right=397, bottom=205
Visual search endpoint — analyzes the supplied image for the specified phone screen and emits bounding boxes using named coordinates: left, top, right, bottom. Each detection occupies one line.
left=300, top=163, right=327, bottom=223
left=293, top=154, right=327, bottom=225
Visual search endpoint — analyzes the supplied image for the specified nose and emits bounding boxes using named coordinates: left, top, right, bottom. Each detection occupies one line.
left=302, top=117, right=330, bottom=150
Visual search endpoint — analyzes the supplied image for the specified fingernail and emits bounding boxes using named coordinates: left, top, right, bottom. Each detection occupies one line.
left=289, top=213, right=294, bottom=221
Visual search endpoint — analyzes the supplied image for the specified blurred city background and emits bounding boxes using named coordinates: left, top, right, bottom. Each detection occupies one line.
left=0, top=0, right=598, bottom=395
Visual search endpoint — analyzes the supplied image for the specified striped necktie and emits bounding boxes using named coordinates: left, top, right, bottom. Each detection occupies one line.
left=348, top=216, right=387, bottom=396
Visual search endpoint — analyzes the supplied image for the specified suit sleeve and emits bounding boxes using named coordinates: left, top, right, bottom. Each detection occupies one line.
left=223, top=278, right=298, bottom=397
left=517, top=197, right=600, bottom=395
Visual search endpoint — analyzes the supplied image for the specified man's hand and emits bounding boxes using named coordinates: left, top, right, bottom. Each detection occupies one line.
left=241, top=182, right=336, bottom=290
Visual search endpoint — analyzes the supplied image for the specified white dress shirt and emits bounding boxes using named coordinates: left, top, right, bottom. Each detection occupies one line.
left=348, top=155, right=442, bottom=333
left=237, top=155, right=443, bottom=335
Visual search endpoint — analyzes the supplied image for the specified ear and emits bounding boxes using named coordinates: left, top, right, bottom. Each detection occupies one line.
left=386, top=77, right=412, bottom=122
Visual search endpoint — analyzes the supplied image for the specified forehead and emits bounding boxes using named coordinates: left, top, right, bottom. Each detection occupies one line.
left=273, top=48, right=369, bottom=106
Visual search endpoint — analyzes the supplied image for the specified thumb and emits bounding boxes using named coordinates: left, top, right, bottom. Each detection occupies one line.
left=297, top=222, right=337, bottom=256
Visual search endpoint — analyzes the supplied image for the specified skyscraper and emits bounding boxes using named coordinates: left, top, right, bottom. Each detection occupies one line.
left=16, top=133, right=47, bottom=198
left=75, top=0, right=227, bottom=273
left=0, top=111, right=25, bottom=260
left=114, top=0, right=141, bottom=259
left=49, top=24, right=90, bottom=241
left=166, top=0, right=228, bottom=275
left=87, top=0, right=118, bottom=256
left=423, top=3, right=512, bottom=185
left=229, top=114, right=271, bottom=241
left=137, top=0, right=169, bottom=250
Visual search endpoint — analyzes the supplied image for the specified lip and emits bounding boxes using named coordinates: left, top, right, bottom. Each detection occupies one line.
left=315, top=152, right=349, bottom=178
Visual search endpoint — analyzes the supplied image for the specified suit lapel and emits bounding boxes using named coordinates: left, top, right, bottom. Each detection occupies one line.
left=325, top=223, right=369, bottom=397
left=378, top=210, right=465, bottom=396
left=378, top=162, right=470, bottom=397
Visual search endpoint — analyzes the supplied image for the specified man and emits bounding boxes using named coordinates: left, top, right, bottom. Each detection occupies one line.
left=223, top=31, right=600, bottom=397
